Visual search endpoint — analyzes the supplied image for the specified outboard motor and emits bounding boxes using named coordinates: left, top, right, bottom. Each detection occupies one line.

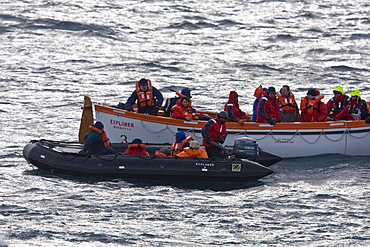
left=233, top=137, right=259, bottom=160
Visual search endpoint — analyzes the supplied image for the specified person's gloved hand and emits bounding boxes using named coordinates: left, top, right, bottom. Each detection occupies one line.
left=117, top=102, right=125, bottom=109
left=268, top=118, right=276, bottom=125
left=185, top=116, right=190, bottom=121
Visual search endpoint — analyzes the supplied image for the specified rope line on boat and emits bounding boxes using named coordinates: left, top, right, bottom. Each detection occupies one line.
left=141, top=121, right=170, bottom=133
left=96, top=154, right=119, bottom=161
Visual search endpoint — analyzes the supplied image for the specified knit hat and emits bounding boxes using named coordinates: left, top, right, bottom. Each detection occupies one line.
left=94, top=121, right=104, bottom=130
left=268, top=87, right=276, bottom=94
left=158, top=147, right=171, bottom=156
left=218, top=111, right=229, bottom=120
left=138, top=78, right=148, bottom=85
left=131, top=138, right=143, bottom=144
left=307, top=89, right=317, bottom=96
left=180, top=88, right=192, bottom=99
left=190, top=141, right=200, bottom=149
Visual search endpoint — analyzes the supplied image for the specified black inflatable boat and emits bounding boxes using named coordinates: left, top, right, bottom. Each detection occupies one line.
left=23, top=138, right=280, bottom=182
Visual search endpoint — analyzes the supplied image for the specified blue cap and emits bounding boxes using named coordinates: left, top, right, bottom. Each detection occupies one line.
left=180, top=88, right=192, bottom=99
left=175, top=131, right=186, bottom=140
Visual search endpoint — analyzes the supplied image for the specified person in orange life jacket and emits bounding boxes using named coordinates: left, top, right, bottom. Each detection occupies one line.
left=224, top=91, right=246, bottom=126
left=252, top=85, right=268, bottom=122
left=300, top=89, right=328, bottom=122
left=121, top=138, right=150, bottom=156
left=176, top=141, right=208, bottom=158
left=154, top=147, right=171, bottom=157
left=326, top=86, right=350, bottom=119
left=117, top=78, right=163, bottom=116
left=83, top=121, right=116, bottom=155
left=170, top=131, right=193, bottom=156
left=257, top=87, right=282, bottom=125
left=277, top=85, right=299, bottom=122
left=171, top=97, right=198, bottom=121
left=201, top=111, right=230, bottom=158
left=334, top=89, right=369, bottom=120
left=164, top=88, right=192, bottom=117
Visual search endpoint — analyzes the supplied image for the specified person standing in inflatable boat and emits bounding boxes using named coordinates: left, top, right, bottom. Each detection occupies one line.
left=118, top=78, right=163, bottom=116
left=201, top=111, right=230, bottom=158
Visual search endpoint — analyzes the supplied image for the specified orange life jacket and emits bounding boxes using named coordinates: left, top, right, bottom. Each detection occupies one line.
left=170, top=135, right=193, bottom=156
left=154, top=152, right=167, bottom=157
left=171, top=101, right=195, bottom=120
left=136, top=79, right=155, bottom=107
left=254, top=85, right=263, bottom=98
left=301, top=95, right=324, bottom=116
left=277, top=92, right=298, bottom=113
left=89, top=125, right=111, bottom=148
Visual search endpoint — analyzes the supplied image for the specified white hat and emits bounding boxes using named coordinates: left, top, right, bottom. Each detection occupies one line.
left=190, top=141, right=200, bottom=149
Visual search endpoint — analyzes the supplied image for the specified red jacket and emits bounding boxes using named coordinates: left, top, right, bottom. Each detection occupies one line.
left=121, top=144, right=150, bottom=156
left=300, top=96, right=328, bottom=122
left=334, top=98, right=367, bottom=120
left=171, top=99, right=196, bottom=120
left=326, top=94, right=350, bottom=118
left=257, top=91, right=281, bottom=123
left=224, top=91, right=246, bottom=122
left=201, top=117, right=227, bottom=147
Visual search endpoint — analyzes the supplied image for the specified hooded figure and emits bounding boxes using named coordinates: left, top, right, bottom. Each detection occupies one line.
left=334, top=89, right=368, bottom=120
left=326, top=86, right=350, bottom=118
left=121, top=138, right=150, bottom=156
left=83, top=121, right=116, bottom=155
left=224, top=91, right=246, bottom=125
left=257, top=87, right=281, bottom=125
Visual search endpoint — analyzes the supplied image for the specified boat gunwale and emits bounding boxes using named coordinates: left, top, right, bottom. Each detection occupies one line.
left=95, top=104, right=370, bottom=131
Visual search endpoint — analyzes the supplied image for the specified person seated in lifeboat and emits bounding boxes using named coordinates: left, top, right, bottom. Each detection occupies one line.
left=277, top=85, right=299, bottom=122
left=334, top=89, right=369, bottom=121
left=164, top=88, right=192, bottom=117
left=154, top=147, right=171, bottom=157
left=121, top=138, right=150, bottom=156
left=171, top=97, right=198, bottom=121
left=252, top=85, right=267, bottom=122
left=326, top=86, right=350, bottom=119
left=176, top=141, right=208, bottom=158
left=257, top=87, right=282, bottom=125
left=300, top=89, right=328, bottom=122
left=82, top=121, right=116, bottom=155
left=117, top=78, right=163, bottom=116
left=170, top=131, right=193, bottom=156
left=224, top=91, right=247, bottom=126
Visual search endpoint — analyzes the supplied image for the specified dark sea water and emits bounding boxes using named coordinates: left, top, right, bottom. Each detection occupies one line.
left=1, top=0, right=370, bottom=246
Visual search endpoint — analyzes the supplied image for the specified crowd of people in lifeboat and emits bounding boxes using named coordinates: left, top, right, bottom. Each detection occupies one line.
left=83, top=78, right=370, bottom=159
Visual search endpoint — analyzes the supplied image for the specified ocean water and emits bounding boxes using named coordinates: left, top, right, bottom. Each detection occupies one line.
left=1, top=0, right=370, bottom=246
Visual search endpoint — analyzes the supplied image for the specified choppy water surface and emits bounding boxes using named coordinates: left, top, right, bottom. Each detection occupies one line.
left=1, top=0, right=370, bottom=246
